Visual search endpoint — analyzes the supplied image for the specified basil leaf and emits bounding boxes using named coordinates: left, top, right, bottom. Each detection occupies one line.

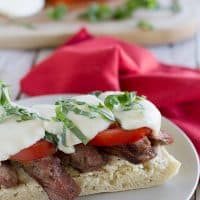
left=55, top=99, right=114, bottom=122
left=47, top=4, right=68, bottom=21
left=0, top=81, right=48, bottom=122
left=45, top=131, right=59, bottom=145
left=104, top=92, right=135, bottom=110
left=0, top=82, right=11, bottom=106
left=88, top=104, right=114, bottom=121
left=113, top=6, right=133, bottom=19
left=80, top=0, right=158, bottom=21
left=80, top=3, right=113, bottom=22
left=55, top=106, right=89, bottom=145
left=104, top=92, right=145, bottom=111
left=125, top=0, right=157, bottom=10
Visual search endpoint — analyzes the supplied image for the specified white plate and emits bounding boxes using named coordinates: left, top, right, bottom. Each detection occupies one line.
left=17, top=94, right=200, bottom=200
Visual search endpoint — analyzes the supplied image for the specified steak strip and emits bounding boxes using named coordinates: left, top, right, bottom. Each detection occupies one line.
left=149, top=131, right=174, bottom=146
left=22, top=156, right=80, bottom=200
left=0, top=162, right=18, bottom=188
left=57, top=144, right=107, bottom=173
left=100, top=136, right=157, bottom=164
left=100, top=132, right=173, bottom=164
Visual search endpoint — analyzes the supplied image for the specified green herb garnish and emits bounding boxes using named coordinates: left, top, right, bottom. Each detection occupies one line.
left=80, top=0, right=158, bottom=21
left=5, top=105, right=47, bottom=122
left=80, top=3, right=113, bottom=22
left=112, top=6, right=133, bottom=20
left=45, top=131, right=59, bottom=145
left=54, top=97, right=115, bottom=145
left=104, top=92, right=145, bottom=111
left=0, top=82, right=10, bottom=106
left=87, top=104, right=114, bottom=121
left=47, top=4, right=68, bottom=21
left=55, top=105, right=89, bottom=145
left=0, top=81, right=47, bottom=122
left=137, top=20, right=154, bottom=31
left=55, top=99, right=114, bottom=122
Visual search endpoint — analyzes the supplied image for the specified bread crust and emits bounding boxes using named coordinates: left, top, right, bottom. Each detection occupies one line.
left=0, top=147, right=181, bottom=200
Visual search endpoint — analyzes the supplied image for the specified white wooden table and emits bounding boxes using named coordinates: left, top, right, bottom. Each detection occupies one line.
left=0, top=32, right=199, bottom=200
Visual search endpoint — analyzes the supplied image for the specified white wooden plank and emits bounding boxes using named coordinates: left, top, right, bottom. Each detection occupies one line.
left=170, top=38, right=197, bottom=68
left=0, top=50, right=36, bottom=100
left=148, top=46, right=173, bottom=65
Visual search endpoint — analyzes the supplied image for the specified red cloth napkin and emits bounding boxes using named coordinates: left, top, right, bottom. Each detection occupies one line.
left=21, top=29, right=200, bottom=155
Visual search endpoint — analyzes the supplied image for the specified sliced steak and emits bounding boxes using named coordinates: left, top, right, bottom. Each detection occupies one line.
left=100, top=136, right=157, bottom=164
left=57, top=151, right=70, bottom=166
left=0, top=162, right=18, bottom=188
left=22, top=156, right=80, bottom=200
left=57, top=144, right=107, bottom=173
left=149, top=132, right=173, bottom=146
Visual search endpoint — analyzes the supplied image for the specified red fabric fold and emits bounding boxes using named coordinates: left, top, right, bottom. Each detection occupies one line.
left=21, top=29, right=200, bottom=155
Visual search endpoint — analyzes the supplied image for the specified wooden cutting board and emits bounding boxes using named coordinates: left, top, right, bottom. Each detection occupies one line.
left=0, top=0, right=199, bottom=49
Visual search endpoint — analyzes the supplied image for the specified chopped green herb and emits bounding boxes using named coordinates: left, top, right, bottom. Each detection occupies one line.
left=0, top=81, right=48, bottom=122
left=104, top=92, right=145, bottom=111
left=80, top=3, right=113, bottom=22
left=55, top=99, right=114, bottom=122
left=45, top=131, right=59, bottom=145
left=88, top=104, right=114, bottom=121
left=5, top=105, right=47, bottom=122
left=55, top=105, right=89, bottom=145
left=80, top=0, right=158, bottom=21
left=112, top=5, right=133, bottom=19
left=137, top=20, right=154, bottom=31
left=0, top=81, right=10, bottom=106
left=47, top=4, right=68, bottom=21
left=54, top=97, right=115, bottom=145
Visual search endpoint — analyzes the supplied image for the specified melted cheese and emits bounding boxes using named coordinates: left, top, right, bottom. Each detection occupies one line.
left=33, top=95, right=114, bottom=153
left=0, top=0, right=44, bottom=18
left=0, top=92, right=161, bottom=160
left=0, top=117, right=44, bottom=161
left=99, top=92, right=161, bottom=136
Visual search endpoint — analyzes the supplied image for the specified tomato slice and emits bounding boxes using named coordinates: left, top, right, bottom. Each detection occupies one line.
left=10, top=140, right=56, bottom=162
left=89, top=127, right=152, bottom=146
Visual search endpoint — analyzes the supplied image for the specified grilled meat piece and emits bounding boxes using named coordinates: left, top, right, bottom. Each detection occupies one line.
left=23, top=156, right=80, bottom=200
left=57, top=151, right=70, bottom=166
left=149, top=132, right=173, bottom=146
left=100, top=136, right=157, bottom=164
left=57, top=144, right=108, bottom=173
left=0, top=162, right=18, bottom=188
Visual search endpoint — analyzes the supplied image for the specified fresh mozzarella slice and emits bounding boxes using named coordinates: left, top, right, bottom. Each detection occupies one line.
left=99, top=92, right=161, bottom=136
left=0, top=0, right=45, bottom=18
left=0, top=117, right=45, bottom=161
left=33, top=95, right=114, bottom=153
left=112, top=99, right=161, bottom=136
left=32, top=104, right=63, bottom=135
